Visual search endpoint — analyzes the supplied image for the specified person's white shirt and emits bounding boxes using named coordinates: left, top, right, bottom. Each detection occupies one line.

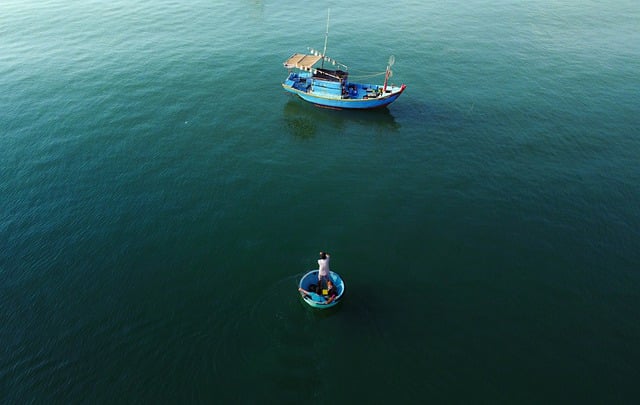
left=318, top=255, right=331, bottom=278
left=318, top=254, right=331, bottom=278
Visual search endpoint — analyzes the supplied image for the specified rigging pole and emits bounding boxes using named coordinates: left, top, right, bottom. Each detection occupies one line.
left=383, top=55, right=395, bottom=93
left=322, top=8, right=330, bottom=69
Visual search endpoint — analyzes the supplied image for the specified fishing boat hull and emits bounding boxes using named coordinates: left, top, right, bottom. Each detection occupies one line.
left=298, top=270, right=345, bottom=309
left=282, top=72, right=406, bottom=110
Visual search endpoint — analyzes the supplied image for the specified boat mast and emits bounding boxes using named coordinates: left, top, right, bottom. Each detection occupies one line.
left=321, top=8, right=330, bottom=69
left=383, top=66, right=390, bottom=93
left=383, top=55, right=395, bottom=93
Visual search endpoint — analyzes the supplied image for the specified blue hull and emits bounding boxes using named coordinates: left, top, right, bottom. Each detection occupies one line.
left=283, top=72, right=406, bottom=110
left=298, top=270, right=345, bottom=309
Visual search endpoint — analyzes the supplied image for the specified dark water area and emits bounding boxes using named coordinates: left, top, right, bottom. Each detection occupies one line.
left=1, top=0, right=639, bottom=402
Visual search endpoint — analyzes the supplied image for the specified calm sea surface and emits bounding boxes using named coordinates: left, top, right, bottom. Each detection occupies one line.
left=1, top=0, right=639, bottom=402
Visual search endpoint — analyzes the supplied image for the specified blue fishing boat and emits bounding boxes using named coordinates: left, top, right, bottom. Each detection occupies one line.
left=298, top=270, right=345, bottom=309
left=282, top=11, right=406, bottom=110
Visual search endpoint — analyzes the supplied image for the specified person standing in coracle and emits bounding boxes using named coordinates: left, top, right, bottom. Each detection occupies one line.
left=318, top=251, right=330, bottom=290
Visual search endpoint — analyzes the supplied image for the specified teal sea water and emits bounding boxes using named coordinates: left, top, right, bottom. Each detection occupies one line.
left=1, top=0, right=639, bottom=402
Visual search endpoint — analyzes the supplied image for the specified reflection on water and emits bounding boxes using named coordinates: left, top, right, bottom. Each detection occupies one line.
left=298, top=298, right=344, bottom=318
left=282, top=99, right=401, bottom=138
left=283, top=107, right=317, bottom=139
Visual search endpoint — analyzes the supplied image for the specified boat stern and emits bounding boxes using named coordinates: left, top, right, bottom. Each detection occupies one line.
left=283, top=71, right=312, bottom=93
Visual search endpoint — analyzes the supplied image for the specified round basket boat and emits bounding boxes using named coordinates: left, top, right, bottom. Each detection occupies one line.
left=298, top=270, right=345, bottom=309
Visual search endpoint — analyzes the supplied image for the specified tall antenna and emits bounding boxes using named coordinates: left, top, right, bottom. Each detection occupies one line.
left=322, top=8, right=330, bottom=68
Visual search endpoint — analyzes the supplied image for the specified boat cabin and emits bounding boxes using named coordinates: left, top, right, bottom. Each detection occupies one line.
left=284, top=53, right=352, bottom=98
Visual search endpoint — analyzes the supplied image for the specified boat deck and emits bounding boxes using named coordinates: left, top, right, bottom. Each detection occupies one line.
left=285, top=72, right=390, bottom=100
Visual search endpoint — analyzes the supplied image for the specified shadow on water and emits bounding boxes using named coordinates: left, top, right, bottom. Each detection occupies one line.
left=298, top=297, right=344, bottom=319
left=282, top=99, right=400, bottom=138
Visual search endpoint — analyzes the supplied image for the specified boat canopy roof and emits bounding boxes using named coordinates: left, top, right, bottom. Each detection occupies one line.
left=283, top=53, right=322, bottom=69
